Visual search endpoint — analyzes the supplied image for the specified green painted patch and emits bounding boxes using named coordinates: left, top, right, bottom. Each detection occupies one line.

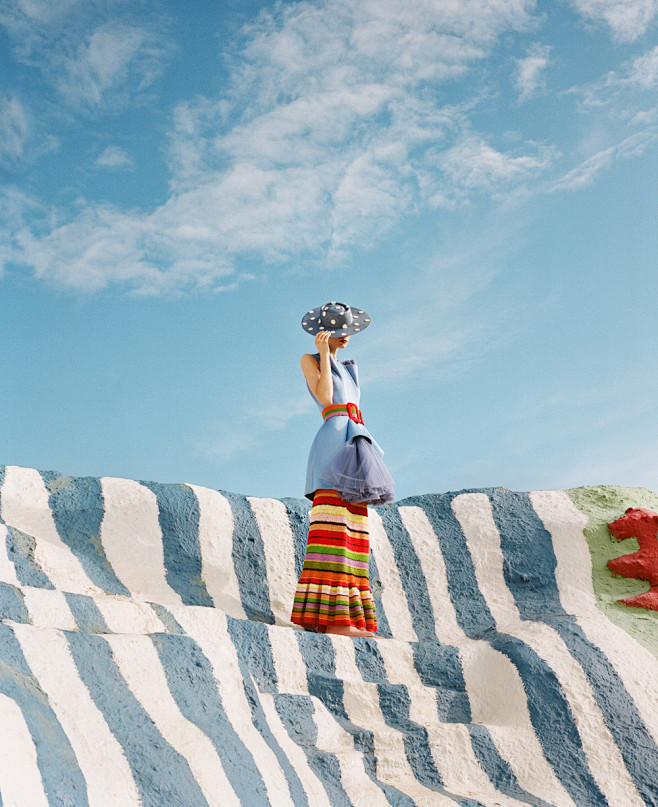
left=568, top=485, right=658, bottom=660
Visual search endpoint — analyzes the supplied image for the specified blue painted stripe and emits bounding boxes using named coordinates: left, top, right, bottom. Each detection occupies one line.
left=0, top=622, right=89, bottom=807
left=65, top=632, right=209, bottom=807
left=226, top=611, right=356, bottom=807
left=368, top=549, right=392, bottom=639
left=222, top=490, right=275, bottom=624
left=39, top=471, right=130, bottom=596
left=227, top=617, right=278, bottom=694
left=487, top=632, right=608, bottom=807
left=408, top=635, right=552, bottom=806
left=63, top=593, right=110, bottom=634
left=225, top=618, right=308, bottom=807
left=231, top=607, right=355, bottom=807
left=409, top=641, right=471, bottom=723
left=4, top=525, right=54, bottom=589
left=274, top=691, right=354, bottom=807
left=353, top=639, right=492, bottom=807
left=553, top=620, right=658, bottom=807
left=353, top=641, right=446, bottom=794
left=407, top=493, right=495, bottom=637
left=492, top=491, right=658, bottom=807
left=0, top=582, right=29, bottom=624
left=377, top=505, right=537, bottom=802
left=465, top=724, right=558, bottom=807
left=149, top=602, right=185, bottom=634
left=142, top=482, right=213, bottom=607
left=281, top=497, right=312, bottom=579
left=416, top=492, right=605, bottom=806
left=294, top=630, right=416, bottom=807
left=150, top=632, right=270, bottom=806
left=489, top=491, right=563, bottom=621
left=377, top=508, right=438, bottom=642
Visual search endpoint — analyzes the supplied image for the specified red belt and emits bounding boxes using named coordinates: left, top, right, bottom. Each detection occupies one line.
left=322, top=402, right=364, bottom=424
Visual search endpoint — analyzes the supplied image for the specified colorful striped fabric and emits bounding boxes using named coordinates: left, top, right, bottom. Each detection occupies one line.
left=321, top=402, right=363, bottom=423
left=291, top=489, right=377, bottom=632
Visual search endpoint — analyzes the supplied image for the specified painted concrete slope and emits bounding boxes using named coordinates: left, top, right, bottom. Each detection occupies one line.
left=0, top=465, right=657, bottom=807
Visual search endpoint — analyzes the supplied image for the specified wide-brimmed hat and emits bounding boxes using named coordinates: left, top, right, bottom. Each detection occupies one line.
left=301, top=301, right=371, bottom=336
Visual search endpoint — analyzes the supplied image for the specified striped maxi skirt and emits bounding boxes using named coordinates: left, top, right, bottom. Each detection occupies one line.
left=291, top=489, right=377, bottom=632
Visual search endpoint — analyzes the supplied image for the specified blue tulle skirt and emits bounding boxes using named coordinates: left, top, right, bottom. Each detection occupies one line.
left=320, top=436, right=395, bottom=505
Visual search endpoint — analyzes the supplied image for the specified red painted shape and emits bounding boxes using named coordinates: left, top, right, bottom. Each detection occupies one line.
left=608, top=508, right=658, bottom=610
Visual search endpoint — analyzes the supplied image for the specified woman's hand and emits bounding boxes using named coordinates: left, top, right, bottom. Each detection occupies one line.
left=315, top=330, right=331, bottom=356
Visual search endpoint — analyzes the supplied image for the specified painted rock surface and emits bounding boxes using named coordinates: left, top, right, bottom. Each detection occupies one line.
left=0, top=464, right=657, bottom=807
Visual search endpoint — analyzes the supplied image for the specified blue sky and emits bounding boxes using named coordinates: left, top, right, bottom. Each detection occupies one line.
left=1, top=0, right=657, bottom=500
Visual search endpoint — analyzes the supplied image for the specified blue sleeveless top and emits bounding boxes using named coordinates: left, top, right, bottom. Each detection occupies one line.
left=304, top=354, right=394, bottom=504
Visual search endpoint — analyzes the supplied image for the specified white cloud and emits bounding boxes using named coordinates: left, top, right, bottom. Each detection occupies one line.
left=571, top=47, right=658, bottom=140
left=0, top=92, right=58, bottom=169
left=53, top=21, right=170, bottom=110
left=580, top=45, right=658, bottom=108
left=3, top=0, right=556, bottom=293
left=557, top=44, right=658, bottom=189
left=0, top=2, right=172, bottom=112
left=570, top=0, right=658, bottom=42
left=10, top=0, right=83, bottom=24
left=95, top=145, right=132, bottom=168
left=625, top=44, right=658, bottom=88
left=7, top=201, right=238, bottom=294
left=551, top=130, right=656, bottom=190
left=439, top=134, right=553, bottom=193
left=515, top=43, right=551, bottom=101
left=0, top=93, right=29, bottom=166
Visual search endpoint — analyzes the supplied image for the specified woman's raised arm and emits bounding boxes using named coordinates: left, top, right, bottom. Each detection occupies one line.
left=301, top=331, right=333, bottom=406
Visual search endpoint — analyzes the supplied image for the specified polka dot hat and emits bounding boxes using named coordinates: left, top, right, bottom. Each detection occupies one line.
left=301, top=301, right=371, bottom=337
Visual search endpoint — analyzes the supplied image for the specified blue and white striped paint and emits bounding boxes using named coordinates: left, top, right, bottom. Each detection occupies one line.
left=0, top=464, right=657, bottom=807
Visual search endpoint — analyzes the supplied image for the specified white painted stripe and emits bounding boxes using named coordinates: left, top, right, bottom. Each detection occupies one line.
left=375, top=639, right=528, bottom=807
left=529, top=491, right=599, bottom=616
left=104, top=634, right=239, bottom=807
left=311, top=697, right=391, bottom=807
left=531, top=490, right=658, bottom=747
left=173, top=606, right=295, bottom=806
left=368, top=508, right=418, bottom=641
left=258, top=691, right=333, bottom=807
left=93, top=596, right=167, bottom=635
left=12, top=624, right=140, bottom=807
left=576, top=615, right=658, bottom=746
left=99, top=477, right=184, bottom=607
left=453, top=492, right=645, bottom=807
left=331, top=637, right=455, bottom=806
left=459, top=640, right=576, bottom=807
left=0, top=523, right=21, bottom=586
left=399, top=504, right=576, bottom=807
left=247, top=497, right=297, bottom=625
left=0, top=466, right=102, bottom=596
left=267, top=626, right=390, bottom=807
left=0, top=692, right=50, bottom=807
left=185, top=485, right=246, bottom=618
left=398, top=506, right=464, bottom=645
left=268, top=625, right=311, bottom=695
left=22, top=587, right=78, bottom=631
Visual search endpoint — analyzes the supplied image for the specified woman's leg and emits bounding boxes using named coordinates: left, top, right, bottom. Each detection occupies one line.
left=325, top=625, right=375, bottom=637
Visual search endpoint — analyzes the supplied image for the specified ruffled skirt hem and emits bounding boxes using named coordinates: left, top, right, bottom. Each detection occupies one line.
left=291, top=581, right=377, bottom=632
left=319, top=436, right=395, bottom=505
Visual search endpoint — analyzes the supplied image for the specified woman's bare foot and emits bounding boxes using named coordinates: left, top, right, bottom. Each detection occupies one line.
left=325, top=625, right=375, bottom=638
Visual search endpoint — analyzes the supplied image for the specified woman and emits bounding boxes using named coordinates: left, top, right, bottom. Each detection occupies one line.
left=290, top=302, right=395, bottom=637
